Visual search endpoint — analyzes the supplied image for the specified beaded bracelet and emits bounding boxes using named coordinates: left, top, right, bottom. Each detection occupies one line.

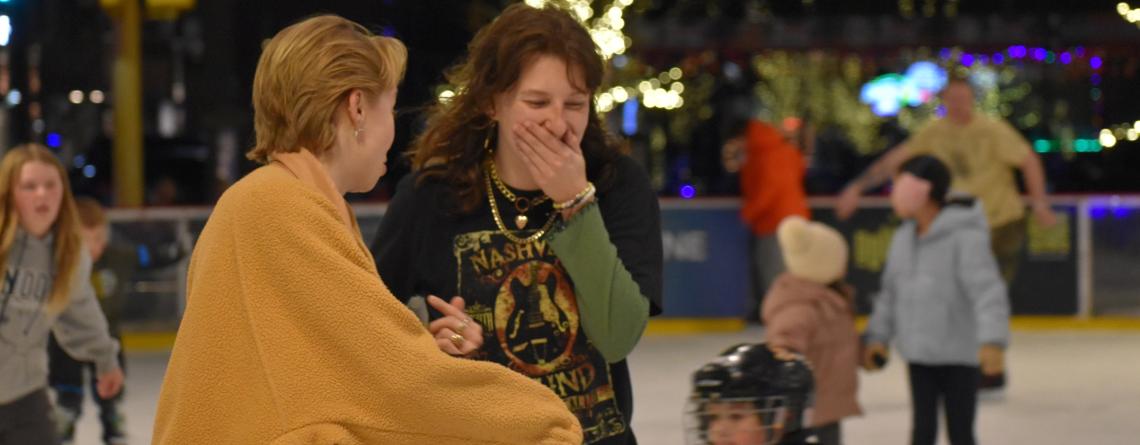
left=553, top=182, right=596, bottom=210
left=569, top=185, right=597, bottom=211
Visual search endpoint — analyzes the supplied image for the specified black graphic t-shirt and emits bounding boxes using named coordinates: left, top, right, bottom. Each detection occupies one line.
left=373, top=156, right=663, bottom=445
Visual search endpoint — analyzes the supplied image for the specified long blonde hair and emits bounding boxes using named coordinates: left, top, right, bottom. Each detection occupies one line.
left=0, top=144, right=83, bottom=314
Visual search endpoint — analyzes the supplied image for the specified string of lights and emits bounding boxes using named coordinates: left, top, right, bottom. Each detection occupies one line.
left=1099, top=121, right=1140, bottom=149
left=1118, top=2, right=1140, bottom=26
left=439, top=1, right=685, bottom=114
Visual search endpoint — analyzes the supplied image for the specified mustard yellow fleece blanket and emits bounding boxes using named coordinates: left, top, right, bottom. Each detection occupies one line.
left=153, top=154, right=581, bottom=444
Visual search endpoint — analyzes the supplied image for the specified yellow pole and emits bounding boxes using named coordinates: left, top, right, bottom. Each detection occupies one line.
left=108, top=0, right=143, bottom=207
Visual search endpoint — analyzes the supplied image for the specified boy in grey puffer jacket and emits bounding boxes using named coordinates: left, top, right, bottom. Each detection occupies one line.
left=862, top=155, right=1009, bottom=445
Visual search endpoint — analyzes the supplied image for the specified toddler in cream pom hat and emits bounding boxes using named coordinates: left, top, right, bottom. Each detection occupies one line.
left=761, top=216, right=862, bottom=445
left=776, top=216, right=849, bottom=285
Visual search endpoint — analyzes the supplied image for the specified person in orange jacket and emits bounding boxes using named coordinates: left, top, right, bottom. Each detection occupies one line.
left=724, top=118, right=811, bottom=320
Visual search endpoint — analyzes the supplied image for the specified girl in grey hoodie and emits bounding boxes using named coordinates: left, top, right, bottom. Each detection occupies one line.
left=863, top=155, right=1009, bottom=445
left=0, top=144, right=123, bottom=444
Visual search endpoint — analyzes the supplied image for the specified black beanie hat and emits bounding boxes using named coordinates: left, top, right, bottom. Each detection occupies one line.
left=899, top=155, right=951, bottom=204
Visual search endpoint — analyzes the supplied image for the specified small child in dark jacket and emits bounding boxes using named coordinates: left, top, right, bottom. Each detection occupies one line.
left=48, top=198, right=131, bottom=445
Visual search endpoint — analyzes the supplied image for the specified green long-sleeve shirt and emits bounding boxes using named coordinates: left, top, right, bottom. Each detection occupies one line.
left=546, top=203, right=651, bottom=362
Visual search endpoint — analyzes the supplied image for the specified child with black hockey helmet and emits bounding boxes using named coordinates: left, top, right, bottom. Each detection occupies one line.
left=685, top=343, right=817, bottom=445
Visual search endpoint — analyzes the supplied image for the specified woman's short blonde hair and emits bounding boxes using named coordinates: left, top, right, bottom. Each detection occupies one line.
left=248, top=15, right=407, bottom=164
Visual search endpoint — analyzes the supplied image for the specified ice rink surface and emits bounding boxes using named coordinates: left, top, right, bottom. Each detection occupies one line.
left=72, top=328, right=1140, bottom=444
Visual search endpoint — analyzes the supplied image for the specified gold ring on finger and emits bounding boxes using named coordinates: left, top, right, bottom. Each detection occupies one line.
left=450, top=333, right=465, bottom=347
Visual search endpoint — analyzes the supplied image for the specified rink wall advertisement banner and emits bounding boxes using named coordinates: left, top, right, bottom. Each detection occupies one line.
left=655, top=200, right=1079, bottom=318
left=658, top=201, right=753, bottom=317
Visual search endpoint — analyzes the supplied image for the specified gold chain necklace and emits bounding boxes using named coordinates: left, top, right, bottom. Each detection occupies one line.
left=485, top=163, right=558, bottom=244
left=488, top=160, right=550, bottom=229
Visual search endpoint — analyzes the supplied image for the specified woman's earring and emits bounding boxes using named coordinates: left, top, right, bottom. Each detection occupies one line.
left=483, top=122, right=497, bottom=154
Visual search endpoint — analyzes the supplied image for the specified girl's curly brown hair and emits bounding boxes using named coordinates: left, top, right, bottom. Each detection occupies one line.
left=409, top=3, right=626, bottom=214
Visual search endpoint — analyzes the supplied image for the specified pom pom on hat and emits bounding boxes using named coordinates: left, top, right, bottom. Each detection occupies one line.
left=777, top=216, right=849, bottom=285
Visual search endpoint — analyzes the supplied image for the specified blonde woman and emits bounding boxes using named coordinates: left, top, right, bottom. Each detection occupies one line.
left=0, top=144, right=123, bottom=445
left=152, top=15, right=581, bottom=444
